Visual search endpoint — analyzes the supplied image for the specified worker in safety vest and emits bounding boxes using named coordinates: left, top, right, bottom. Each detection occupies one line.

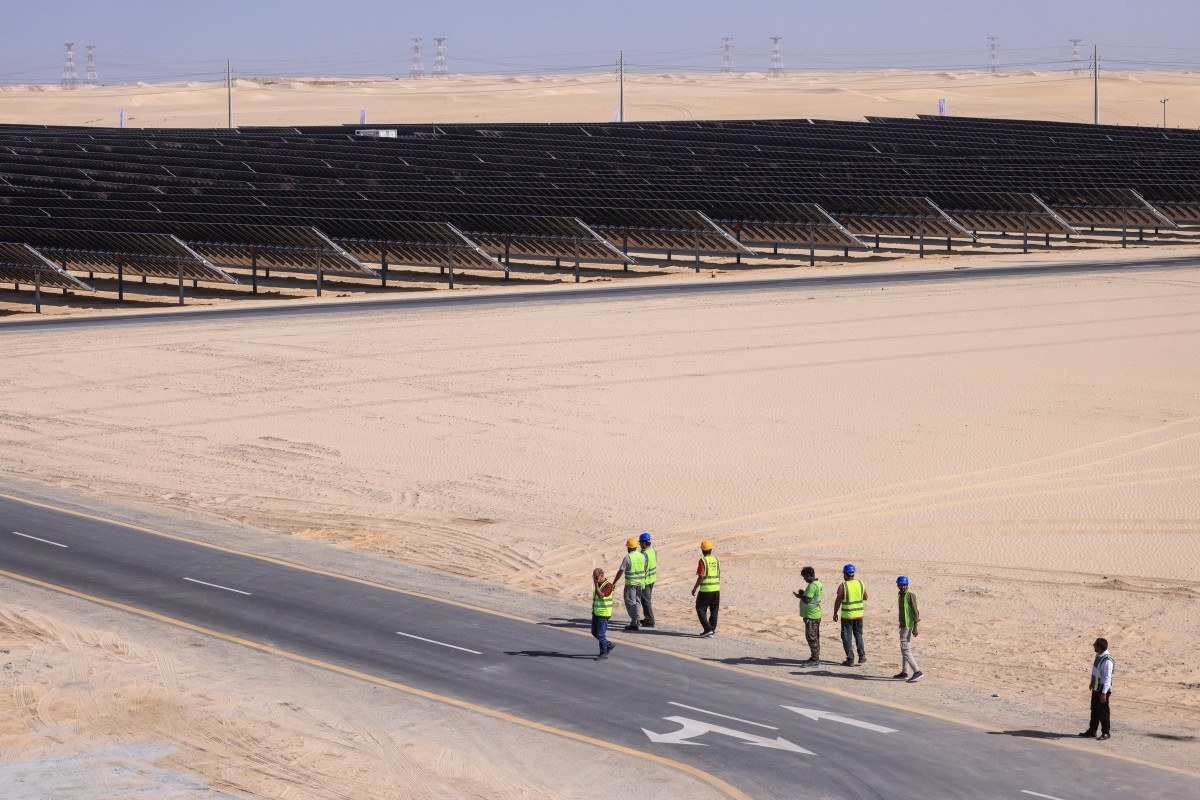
left=690, top=539, right=720, bottom=638
left=637, top=532, right=657, bottom=628
left=832, top=563, right=867, bottom=666
left=894, top=576, right=923, bottom=682
left=614, top=537, right=646, bottom=631
left=793, top=566, right=823, bottom=665
left=590, top=568, right=616, bottom=659
left=1080, top=637, right=1114, bottom=740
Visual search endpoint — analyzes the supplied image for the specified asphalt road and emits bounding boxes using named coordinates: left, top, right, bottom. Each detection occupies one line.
left=4, top=252, right=1200, bottom=332
left=1, top=494, right=1195, bottom=800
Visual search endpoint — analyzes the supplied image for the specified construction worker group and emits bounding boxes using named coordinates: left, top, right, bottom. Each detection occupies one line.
left=591, top=536, right=924, bottom=683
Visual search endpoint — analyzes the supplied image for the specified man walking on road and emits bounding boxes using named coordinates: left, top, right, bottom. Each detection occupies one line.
left=691, top=539, right=720, bottom=637
left=832, top=563, right=867, bottom=666
left=1080, top=637, right=1114, bottom=740
left=894, top=575, right=924, bottom=682
left=793, top=566, right=823, bottom=665
left=638, top=532, right=657, bottom=628
left=591, top=568, right=616, bottom=659
left=614, top=537, right=646, bottom=631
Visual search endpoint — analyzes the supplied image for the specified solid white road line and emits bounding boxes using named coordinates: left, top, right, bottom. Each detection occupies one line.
left=182, top=577, right=252, bottom=596
left=1021, top=790, right=1069, bottom=800
left=667, top=701, right=779, bottom=730
left=12, top=531, right=69, bottom=548
left=395, top=630, right=483, bottom=655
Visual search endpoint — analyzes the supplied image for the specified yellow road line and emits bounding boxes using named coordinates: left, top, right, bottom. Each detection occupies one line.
left=0, top=567, right=750, bottom=800
left=2, top=489, right=1196, bottom=781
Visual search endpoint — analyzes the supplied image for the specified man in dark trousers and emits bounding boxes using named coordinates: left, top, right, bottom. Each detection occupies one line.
left=691, top=539, right=720, bottom=637
left=1080, top=637, right=1114, bottom=740
left=793, top=566, right=823, bottom=665
left=832, top=563, right=867, bottom=666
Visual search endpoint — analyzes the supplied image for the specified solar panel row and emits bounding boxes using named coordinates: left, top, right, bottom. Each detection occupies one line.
left=2, top=115, right=1198, bottom=312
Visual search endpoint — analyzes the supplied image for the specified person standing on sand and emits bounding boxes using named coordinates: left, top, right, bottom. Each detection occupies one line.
left=793, top=566, right=823, bottom=665
left=638, top=532, right=657, bottom=628
left=591, top=568, right=616, bottom=659
left=691, top=539, right=721, bottom=637
left=614, top=537, right=646, bottom=631
left=832, top=563, right=867, bottom=666
left=894, top=576, right=924, bottom=683
left=1079, top=637, right=1114, bottom=740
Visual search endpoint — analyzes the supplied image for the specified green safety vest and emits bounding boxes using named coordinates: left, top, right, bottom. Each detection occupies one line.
left=625, top=550, right=648, bottom=588
left=593, top=581, right=614, bottom=618
left=841, top=579, right=865, bottom=620
left=800, top=579, right=824, bottom=620
left=643, top=547, right=657, bottom=585
left=899, top=590, right=916, bottom=629
left=698, top=554, right=721, bottom=592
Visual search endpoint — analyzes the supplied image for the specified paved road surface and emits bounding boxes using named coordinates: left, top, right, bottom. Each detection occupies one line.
left=4, top=252, right=1199, bottom=332
left=1, top=494, right=1195, bottom=800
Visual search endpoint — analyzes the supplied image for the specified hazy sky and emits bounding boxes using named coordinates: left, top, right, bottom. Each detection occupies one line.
left=5, top=0, right=1198, bottom=83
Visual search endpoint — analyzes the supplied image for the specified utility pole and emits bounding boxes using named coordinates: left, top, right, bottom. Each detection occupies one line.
left=1092, top=45, right=1099, bottom=125
left=1161, top=97, right=1169, bottom=128
left=617, top=49, right=624, bottom=122
left=226, top=59, right=233, bottom=128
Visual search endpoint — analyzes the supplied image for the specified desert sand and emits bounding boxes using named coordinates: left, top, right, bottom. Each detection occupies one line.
left=1, top=69, right=1199, bottom=129
left=2, top=248, right=1198, bottom=785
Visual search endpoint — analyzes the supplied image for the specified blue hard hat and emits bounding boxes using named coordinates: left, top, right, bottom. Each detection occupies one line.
left=638, top=531, right=652, bottom=544
left=843, top=563, right=856, bottom=575
left=896, top=575, right=909, bottom=586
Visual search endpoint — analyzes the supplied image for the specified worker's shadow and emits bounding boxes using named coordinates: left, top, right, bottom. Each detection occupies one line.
left=793, top=669, right=898, bottom=682
left=987, top=730, right=1078, bottom=740
left=541, top=617, right=590, bottom=629
left=505, top=649, right=597, bottom=659
left=706, top=656, right=817, bottom=668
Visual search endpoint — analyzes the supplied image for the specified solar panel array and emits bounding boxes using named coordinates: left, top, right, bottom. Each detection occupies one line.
left=2, top=114, right=1198, bottom=311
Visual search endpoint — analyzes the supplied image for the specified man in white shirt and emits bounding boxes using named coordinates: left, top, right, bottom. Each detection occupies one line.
left=1079, top=637, right=1114, bottom=740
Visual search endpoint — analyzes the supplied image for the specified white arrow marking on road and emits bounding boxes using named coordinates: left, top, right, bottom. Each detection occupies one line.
left=667, top=701, right=778, bottom=730
left=642, top=716, right=813, bottom=754
left=782, top=706, right=898, bottom=734
left=1021, top=791, right=1068, bottom=800
left=12, top=531, right=68, bottom=548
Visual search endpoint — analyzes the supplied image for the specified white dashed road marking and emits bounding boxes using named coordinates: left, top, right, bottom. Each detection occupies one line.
left=12, top=531, right=68, bottom=548
left=395, top=630, right=483, bottom=655
left=182, top=577, right=252, bottom=596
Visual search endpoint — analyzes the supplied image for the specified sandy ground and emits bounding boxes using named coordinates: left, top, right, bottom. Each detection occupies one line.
left=1, top=249, right=1198, bottom=779
left=2, top=70, right=1198, bottom=128
left=0, top=577, right=725, bottom=800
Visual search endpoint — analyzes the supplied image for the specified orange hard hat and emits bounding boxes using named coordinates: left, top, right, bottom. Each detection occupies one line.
left=700, top=539, right=714, bottom=551
left=626, top=537, right=639, bottom=549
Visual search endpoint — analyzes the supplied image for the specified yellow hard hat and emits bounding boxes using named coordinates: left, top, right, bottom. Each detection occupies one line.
left=626, top=537, right=639, bottom=549
left=700, top=539, right=714, bottom=551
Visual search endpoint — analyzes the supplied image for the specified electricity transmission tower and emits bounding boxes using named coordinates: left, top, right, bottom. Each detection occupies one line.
left=721, top=36, right=734, bottom=73
left=85, top=45, right=97, bottom=85
left=1069, top=38, right=1084, bottom=74
left=409, top=37, right=424, bottom=78
left=986, top=34, right=1000, bottom=73
left=433, top=37, right=447, bottom=76
left=61, top=42, right=78, bottom=89
left=769, top=36, right=783, bottom=76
